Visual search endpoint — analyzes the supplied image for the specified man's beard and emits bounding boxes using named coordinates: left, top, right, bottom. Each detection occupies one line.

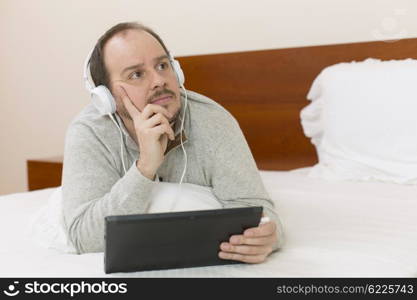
left=118, top=104, right=132, bottom=121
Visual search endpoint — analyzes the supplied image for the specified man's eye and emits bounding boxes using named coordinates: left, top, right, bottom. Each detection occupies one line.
left=130, top=71, right=142, bottom=79
left=157, top=62, right=168, bottom=70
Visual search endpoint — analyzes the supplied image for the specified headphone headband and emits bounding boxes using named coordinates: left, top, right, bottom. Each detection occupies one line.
left=83, top=47, right=95, bottom=92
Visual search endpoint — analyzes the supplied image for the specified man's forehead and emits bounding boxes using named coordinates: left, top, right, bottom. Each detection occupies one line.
left=103, top=29, right=167, bottom=70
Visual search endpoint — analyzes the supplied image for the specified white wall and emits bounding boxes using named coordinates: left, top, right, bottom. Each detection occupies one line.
left=1, top=0, right=416, bottom=194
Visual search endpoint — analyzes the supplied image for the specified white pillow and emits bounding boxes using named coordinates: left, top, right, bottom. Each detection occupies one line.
left=28, top=183, right=222, bottom=253
left=27, top=186, right=77, bottom=253
left=300, top=58, right=417, bottom=184
left=148, top=182, right=222, bottom=213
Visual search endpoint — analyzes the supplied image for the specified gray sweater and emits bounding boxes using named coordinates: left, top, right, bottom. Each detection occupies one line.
left=62, top=90, right=284, bottom=254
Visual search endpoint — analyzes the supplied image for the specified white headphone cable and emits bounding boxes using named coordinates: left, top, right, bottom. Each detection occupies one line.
left=170, top=86, right=188, bottom=211
left=178, top=85, right=188, bottom=185
left=108, top=113, right=127, bottom=175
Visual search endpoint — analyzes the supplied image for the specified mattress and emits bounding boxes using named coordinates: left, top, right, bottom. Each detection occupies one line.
left=1, top=168, right=416, bottom=277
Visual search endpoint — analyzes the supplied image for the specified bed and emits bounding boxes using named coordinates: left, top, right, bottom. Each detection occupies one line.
left=2, top=167, right=417, bottom=277
left=4, top=38, right=417, bottom=277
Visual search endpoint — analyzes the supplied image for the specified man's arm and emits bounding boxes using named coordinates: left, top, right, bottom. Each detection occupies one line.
left=63, top=86, right=175, bottom=254
left=208, top=113, right=284, bottom=262
left=62, top=121, right=155, bottom=254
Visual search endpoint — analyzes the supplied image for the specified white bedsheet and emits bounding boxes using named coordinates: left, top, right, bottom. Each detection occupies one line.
left=1, top=168, right=416, bottom=277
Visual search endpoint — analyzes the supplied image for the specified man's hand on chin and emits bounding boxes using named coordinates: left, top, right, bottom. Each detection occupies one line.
left=218, top=219, right=278, bottom=264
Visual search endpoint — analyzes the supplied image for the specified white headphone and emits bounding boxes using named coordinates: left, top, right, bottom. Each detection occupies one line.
left=83, top=45, right=188, bottom=190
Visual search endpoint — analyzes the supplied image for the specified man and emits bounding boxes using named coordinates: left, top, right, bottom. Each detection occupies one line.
left=62, top=22, right=284, bottom=263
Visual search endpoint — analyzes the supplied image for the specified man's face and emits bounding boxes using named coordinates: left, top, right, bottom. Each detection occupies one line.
left=103, top=29, right=181, bottom=122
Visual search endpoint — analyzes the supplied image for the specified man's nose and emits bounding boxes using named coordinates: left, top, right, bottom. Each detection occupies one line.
left=150, top=69, right=166, bottom=89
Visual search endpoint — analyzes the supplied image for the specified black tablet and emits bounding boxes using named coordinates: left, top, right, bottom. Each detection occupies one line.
left=104, top=206, right=263, bottom=274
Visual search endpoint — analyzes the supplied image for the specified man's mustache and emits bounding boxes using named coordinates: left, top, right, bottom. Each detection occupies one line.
left=148, top=89, right=175, bottom=103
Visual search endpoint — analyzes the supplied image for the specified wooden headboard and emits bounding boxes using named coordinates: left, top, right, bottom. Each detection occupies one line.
left=27, top=38, right=417, bottom=190
left=177, top=37, right=417, bottom=170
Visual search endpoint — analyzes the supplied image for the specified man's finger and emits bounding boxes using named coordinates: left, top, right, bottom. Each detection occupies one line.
left=229, top=234, right=277, bottom=246
left=151, top=123, right=175, bottom=141
left=243, top=221, right=276, bottom=238
left=220, top=243, right=273, bottom=256
left=145, top=113, right=169, bottom=127
left=141, top=103, right=173, bottom=121
left=117, top=86, right=141, bottom=119
left=218, top=252, right=267, bottom=264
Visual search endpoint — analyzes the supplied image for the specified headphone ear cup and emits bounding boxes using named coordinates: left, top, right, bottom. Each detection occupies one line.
left=171, top=59, right=185, bottom=86
left=91, top=85, right=116, bottom=115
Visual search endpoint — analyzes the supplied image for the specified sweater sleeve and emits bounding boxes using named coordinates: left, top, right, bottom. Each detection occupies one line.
left=209, top=115, right=284, bottom=251
left=61, top=121, right=155, bottom=254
